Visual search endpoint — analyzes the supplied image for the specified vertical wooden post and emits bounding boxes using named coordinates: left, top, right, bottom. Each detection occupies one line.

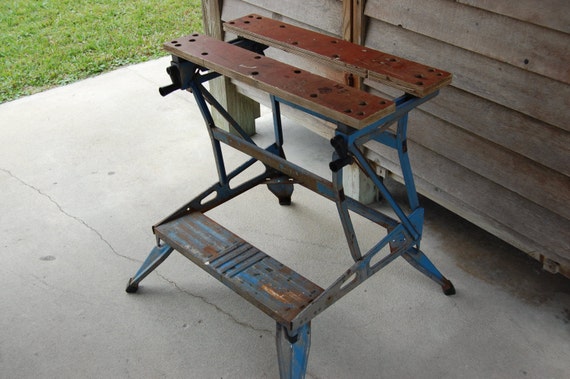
left=342, top=0, right=377, bottom=204
left=201, top=0, right=260, bottom=135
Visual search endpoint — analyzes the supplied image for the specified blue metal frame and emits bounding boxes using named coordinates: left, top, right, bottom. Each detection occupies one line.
left=127, top=54, right=455, bottom=378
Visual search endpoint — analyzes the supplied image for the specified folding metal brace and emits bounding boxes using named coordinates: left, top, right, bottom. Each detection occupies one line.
left=127, top=45, right=455, bottom=378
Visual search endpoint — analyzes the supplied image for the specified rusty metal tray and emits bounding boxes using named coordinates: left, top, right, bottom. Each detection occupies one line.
left=154, top=212, right=324, bottom=327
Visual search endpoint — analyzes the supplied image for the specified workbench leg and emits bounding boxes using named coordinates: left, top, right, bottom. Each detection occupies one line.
left=126, top=244, right=174, bottom=293
left=402, top=248, right=456, bottom=295
left=268, top=177, right=294, bottom=205
left=276, top=323, right=311, bottom=379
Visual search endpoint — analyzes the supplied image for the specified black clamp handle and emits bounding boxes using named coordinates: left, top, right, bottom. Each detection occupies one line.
left=159, top=65, right=182, bottom=96
left=158, top=57, right=195, bottom=97
left=329, top=135, right=354, bottom=172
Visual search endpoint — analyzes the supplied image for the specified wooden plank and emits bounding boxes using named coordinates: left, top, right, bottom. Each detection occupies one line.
left=367, top=80, right=570, bottom=177
left=363, top=140, right=570, bottom=263
left=385, top=159, right=570, bottom=277
left=242, top=0, right=344, bottom=36
left=406, top=110, right=570, bottom=220
left=391, top=98, right=570, bottom=219
left=365, top=19, right=570, bottom=131
left=202, top=0, right=260, bottom=135
left=365, top=0, right=570, bottom=84
left=421, top=88, right=570, bottom=178
left=233, top=80, right=337, bottom=139
left=457, top=0, right=570, bottom=34
left=352, top=0, right=366, bottom=46
left=342, top=0, right=353, bottom=42
left=224, top=14, right=452, bottom=97
left=221, top=0, right=271, bottom=30
left=164, top=34, right=395, bottom=129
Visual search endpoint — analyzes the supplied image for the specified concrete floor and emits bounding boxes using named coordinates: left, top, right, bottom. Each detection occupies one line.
left=1, top=57, right=569, bottom=379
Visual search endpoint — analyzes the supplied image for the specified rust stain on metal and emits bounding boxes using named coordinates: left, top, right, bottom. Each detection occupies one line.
left=261, top=284, right=311, bottom=304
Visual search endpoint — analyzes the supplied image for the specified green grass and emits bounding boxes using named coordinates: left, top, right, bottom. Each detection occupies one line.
left=0, top=0, right=203, bottom=103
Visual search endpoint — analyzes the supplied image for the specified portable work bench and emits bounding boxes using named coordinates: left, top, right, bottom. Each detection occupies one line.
left=126, top=14, right=455, bottom=378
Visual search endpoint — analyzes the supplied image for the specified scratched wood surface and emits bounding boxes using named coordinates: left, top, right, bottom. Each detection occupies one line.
left=164, top=33, right=395, bottom=129
left=224, top=14, right=452, bottom=97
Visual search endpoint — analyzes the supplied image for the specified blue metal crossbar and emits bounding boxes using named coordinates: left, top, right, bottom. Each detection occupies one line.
left=126, top=32, right=455, bottom=379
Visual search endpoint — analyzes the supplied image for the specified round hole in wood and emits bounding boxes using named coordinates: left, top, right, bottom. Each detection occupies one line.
left=332, top=54, right=340, bottom=59
left=437, top=73, right=443, bottom=76
left=189, top=39, right=196, bottom=42
left=344, top=109, right=353, bottom=113
left=293, top=69, right=302, bottom=74
left=256, top=16, right=262, bottom=19
left=171, top=40, right=178, bottom=44
left=280, top=25, right=286, bottom=28
left=244, top=20, right=250, bottom=24
left=228, top=21, right=235, bottom=25
left=380, top=100, right=387, bottom=105
left=414, top=74, right=425, bottom=78
left=359, top=101, right=368, bottom=106
left=175, top=44, right=181, bottom=47
left=201, top=52, right=208, bottom=56
left=356, top=111, right=365, bottom=116
left=310, top=93, right=318, bottom=98
left=192, top=33, right=199, bottom=37
left=254, top=56, right=262, bottom=59
left=427, top=68, right=435, bottom=72
left=331, top=40, right=338, bottom=44
left=389, top=58, right=398, bottom=62
left=415, top=81, right=424, bottom=86
left=251, top=71, right=259, bottom=76
left=292, top=41, right=299, bottom=45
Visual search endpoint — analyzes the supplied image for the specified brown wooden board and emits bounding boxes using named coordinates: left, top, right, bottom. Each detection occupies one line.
left=457, top=0, right=570, bottom=34
left=367, top=80, right=570, bottom=177
left=366, top=0, right=570, bottom=84
left=163, top=34, right=394, bottom=129
left=224, top=14, right=452, bottom=97
left=365, top=19, right=570, bottom=131
left=364, top=140, right=570, bottom=264
left=241, top=0, right=344, bottom=36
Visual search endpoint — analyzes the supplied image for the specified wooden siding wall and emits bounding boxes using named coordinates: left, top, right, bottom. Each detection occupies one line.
left=203, top=0, right=570, bottom=277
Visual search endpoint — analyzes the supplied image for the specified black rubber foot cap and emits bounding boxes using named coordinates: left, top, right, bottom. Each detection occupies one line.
left=442, top=279, right=456, bottom=296
left=126, top=278, right=139, bottom=293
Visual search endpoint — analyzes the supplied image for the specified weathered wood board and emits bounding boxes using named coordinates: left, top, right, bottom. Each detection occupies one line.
left=365, top=19, right=570, bottom=131
left=457, top=0, right=570, bottom=34
left=365, top=0, right=570, bottom=84
left=368, top=142, right=570, bottom=278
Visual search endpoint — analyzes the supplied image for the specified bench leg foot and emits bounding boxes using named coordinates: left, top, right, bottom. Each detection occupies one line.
left=276, top=322, right=311, bottom=379
left=268, top=178, right=294, bottom=206
left=402, top=248, right=456, bottom=296
left=125, top=244, right=174, bottom=293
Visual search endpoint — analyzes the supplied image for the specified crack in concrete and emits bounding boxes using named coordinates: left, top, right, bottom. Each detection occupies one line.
left=1, top=168, right=316, bottom=353
left=1, top=168, right=138, bottom=263
left=154, top=271, right=273, bottom=335
left=154, top=271, right=322, bottom=379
